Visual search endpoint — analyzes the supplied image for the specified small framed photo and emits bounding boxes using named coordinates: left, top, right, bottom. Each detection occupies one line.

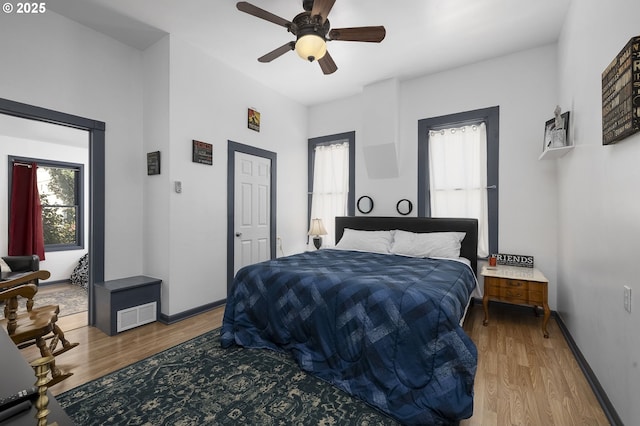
left=147, top=151, right=161, bottom=175
left=543, top=111, right=570, bottom=151
left=248, top=108, right=260, bottom=132
left=192, top=140, right=213, bottom=165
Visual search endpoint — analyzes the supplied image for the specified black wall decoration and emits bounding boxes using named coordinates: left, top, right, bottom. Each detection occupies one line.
left=147, top=151, right=160, bottom=175
left=396, top=199, right=413, bottom=216
left=357, top=196, right=374, bottom=214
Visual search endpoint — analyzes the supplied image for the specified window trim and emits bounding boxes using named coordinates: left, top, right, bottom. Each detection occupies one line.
left=307, top=131, right=356, bottom=227
left=417, top=106, right=499, bottom=257
left=8, top=155, right=85, bottom=251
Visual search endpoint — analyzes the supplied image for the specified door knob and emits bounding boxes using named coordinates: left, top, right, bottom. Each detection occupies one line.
left=235, top=232, right=242, bottom=237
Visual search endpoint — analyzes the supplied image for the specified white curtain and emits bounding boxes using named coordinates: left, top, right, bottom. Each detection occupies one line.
left=429, top=123, right=489, bottom=257
left=310, top=142, right=349, bottom=247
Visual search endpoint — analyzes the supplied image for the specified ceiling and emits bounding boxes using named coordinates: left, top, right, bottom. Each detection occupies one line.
left=48, top=0, right=571, bottom=106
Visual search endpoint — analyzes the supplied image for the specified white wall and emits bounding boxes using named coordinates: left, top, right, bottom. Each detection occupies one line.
left=557, top=0, right=640, bottom=423
left=148, top=36, right=309, bottom=316
left=309, top=45, right=561, bottom=308
left=0, top=11, right=145, bottom=281
left=0, top=128, right=89, bottom=282
left=142, top=36, right=172, bottom=315
left=0, top=11, right=309, bottom=317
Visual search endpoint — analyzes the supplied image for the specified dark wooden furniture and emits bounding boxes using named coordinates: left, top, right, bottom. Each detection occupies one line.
left=481, top=265, right=550, bottom=338
left=1, top=270, right=78, bottom=386
left=95, top=276, right=162, bottom=336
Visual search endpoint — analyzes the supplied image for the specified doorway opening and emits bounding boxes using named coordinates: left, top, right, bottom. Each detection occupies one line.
left=0, top=97, right=105, bottom=326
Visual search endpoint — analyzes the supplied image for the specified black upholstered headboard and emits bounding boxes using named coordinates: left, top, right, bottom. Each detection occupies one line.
left=335, top=216, right=478, bottom=275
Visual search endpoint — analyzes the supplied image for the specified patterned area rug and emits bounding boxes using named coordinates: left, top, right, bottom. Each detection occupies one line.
left=1, top=284, right=87, bottom=319
left=57, top=329, right=399, bottom=425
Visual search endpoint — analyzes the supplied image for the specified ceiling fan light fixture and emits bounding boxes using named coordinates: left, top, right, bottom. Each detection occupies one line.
left=295, top=33, right=327, bottom=62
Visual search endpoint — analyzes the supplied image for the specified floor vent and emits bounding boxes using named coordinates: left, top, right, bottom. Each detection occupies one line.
left=117, top=302, right=157, bottom=333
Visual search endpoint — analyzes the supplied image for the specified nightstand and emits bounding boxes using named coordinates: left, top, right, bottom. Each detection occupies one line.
left=481, top=265, right=550, bottom=338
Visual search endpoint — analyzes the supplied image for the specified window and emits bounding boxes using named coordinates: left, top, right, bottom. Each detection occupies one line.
left=9, top=156, right=84, bottom=251
left=417, top=107, right=499, bottom=258
left=308, top=131, right=355, bottom=246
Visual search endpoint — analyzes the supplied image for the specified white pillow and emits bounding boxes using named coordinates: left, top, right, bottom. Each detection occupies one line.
left=390, top=230, right=466, bottom=259
left=334, top=229, right=393, bottom=254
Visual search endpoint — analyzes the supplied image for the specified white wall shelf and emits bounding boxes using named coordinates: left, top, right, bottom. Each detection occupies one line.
left=538, top=145, right=574, bottom=160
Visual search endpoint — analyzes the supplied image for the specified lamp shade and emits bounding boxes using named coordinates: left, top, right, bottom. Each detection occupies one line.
left=307, top=218, right=328, bottom=236
left=295, top=34, right=327, bottom=62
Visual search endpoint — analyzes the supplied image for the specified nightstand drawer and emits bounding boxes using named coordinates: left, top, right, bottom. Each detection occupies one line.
left=489, top=278, right=530, bottom=290
left=484, top=277, right=545, bottom=304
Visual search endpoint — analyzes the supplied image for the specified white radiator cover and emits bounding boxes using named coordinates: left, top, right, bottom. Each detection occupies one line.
left=117, top=302, right=157, bottom=332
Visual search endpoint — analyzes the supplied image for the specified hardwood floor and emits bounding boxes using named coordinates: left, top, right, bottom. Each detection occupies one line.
left=18, top=302, right=609, bottom=425
left=20, top=307, right=225, bottom=396
left=461, top=302, right=609, bottom=426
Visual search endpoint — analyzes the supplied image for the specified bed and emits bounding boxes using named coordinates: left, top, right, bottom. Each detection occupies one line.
left=221, top=216, right=478, bottom=425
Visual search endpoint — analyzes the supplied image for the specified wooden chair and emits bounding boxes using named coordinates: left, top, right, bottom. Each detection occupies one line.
left=1, top=270, right=78, bottom=386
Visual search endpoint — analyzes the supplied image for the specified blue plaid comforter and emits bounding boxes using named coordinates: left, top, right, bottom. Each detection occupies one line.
left=221, top=249, right=478, bottom=425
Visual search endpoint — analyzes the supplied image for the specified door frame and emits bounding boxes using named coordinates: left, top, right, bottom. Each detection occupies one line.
left=227, top=141, right=276, bottom=294
left=0, top=97, right=105, bottom=326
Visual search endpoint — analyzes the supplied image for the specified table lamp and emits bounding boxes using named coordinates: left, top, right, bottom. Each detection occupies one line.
left=308, top=218, right=328, bottom=249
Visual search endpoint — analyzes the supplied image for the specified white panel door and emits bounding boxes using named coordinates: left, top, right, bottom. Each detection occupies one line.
left=234, top=152, right=270, bottom=275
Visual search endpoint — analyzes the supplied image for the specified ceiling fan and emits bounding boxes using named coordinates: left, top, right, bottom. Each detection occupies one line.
left=236, top=0, right=386, bottom=75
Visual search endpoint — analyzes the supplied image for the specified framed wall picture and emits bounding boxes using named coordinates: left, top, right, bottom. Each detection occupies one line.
left=147, top=151, right=161, bottom=175
left=602, top=35, right=640, bottom=145
left=248, top=108, right=260, bottom=132
left=192, top=140, right=213, bottom=165
left=543, top=111, right=570, bottom=151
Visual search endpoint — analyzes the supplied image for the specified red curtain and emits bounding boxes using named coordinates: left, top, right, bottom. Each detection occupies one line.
left=8, top=162, right=45, bottom=260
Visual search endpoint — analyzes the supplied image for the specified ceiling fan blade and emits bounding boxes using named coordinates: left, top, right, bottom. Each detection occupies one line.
left=311, top=0, right=336, bottom=24
left=329, top=26, right=386, bottom=42
left=318, top=51, right=337, bottom=75
left=236, top=2, right=291, bottom=28
left=258, top=42, right=295, bottom=63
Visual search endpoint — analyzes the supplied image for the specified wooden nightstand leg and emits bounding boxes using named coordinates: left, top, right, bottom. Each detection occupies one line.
left=483, top=294, right=489, bottom=326
left=542, top=303, right=550, bottom=338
